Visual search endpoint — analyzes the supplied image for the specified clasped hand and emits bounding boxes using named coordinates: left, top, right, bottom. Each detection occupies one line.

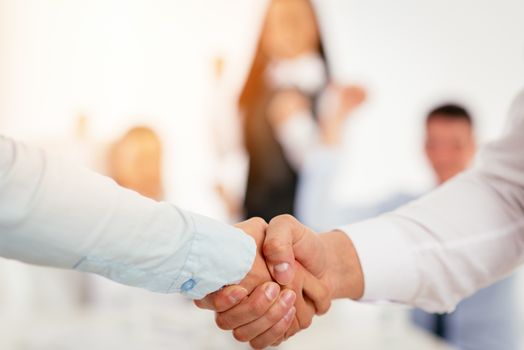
left=195, top=215, right=364, bottom=349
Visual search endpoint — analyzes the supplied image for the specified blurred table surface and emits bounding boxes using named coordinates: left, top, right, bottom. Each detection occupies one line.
left=0, top=298, right=456, bottom=350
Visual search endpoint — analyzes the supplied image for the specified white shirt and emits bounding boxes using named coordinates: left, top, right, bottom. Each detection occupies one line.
left=0, top=137, right=256, bottom=299
left=342, top=87, right=524, bottom=313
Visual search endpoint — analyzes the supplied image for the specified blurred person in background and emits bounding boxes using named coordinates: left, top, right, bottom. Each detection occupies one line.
left=239, top=0, right=329, bottom=221
left=277, top=91, right=519, bottom=349
left=213, top=0, right=361, bottom=225
left=108, top=126, right=164, bottom=201
left=409, top=106, right=518, bottom=350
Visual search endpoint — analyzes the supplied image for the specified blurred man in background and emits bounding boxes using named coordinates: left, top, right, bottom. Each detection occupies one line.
left=411, top=106, right=518, bottom=350
left=272, top=91, right=519, bottom=349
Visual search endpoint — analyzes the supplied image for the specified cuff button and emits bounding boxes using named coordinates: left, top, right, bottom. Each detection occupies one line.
left=181, top=278, right=197, bottom=292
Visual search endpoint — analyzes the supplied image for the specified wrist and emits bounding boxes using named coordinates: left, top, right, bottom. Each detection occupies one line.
left=319, top=230, right=364, bottom=300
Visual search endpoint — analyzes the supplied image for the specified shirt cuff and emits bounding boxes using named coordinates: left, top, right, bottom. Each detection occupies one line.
left=171, top=212, right=257, bottom=299
left=338, top=215, right=420, bottom=304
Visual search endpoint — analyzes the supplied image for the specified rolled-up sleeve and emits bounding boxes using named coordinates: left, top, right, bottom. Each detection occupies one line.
left=0, top=136, right=256, bottom=299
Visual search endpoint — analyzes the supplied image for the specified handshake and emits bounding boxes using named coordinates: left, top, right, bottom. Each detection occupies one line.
left=195, top=215, right=365, bottom=349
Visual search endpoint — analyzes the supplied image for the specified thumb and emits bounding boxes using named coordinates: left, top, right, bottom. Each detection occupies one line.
left=263, top=215, right=325, bottom=285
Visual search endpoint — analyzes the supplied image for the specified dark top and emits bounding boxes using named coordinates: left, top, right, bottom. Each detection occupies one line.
left=243, top=89, right=298, bottom=221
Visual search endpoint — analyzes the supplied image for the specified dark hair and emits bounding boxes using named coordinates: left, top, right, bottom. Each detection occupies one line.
left=426, top=104, right=473, bottom=126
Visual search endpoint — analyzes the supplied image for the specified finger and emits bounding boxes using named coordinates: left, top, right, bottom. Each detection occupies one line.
left=249, top=307, right=296, bottom=350
left=234, top=217, right=268, bottom=246
left=194, top=285, right=248, bottom=312
left=263, top=215, right=304, bottom=285
left=301, top=266, right=331, bottom=315
left=270, top=337, right=284, bottom=347
left=284, top=317, right=301, bottom=340
left=232, top=289, right=296, bottom=342
left=293, top=289, right=315, bottom=330
left=215, top=282, right=280, bottom=331
left=264, top=215, right=326, bottom=285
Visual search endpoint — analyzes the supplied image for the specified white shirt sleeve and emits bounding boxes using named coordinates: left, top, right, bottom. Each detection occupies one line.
left=340, top=87, right=524, bottom=313
left=0, top=137, right=256, bottom=299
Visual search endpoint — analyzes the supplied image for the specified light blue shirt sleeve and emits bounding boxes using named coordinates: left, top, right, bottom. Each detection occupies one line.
left=0, top=136, right=256, bottom=299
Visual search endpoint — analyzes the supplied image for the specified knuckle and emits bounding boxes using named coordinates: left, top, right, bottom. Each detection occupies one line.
left=320, top=298, right=332, bottom=315
left=249, top=340, right=264, bottom=350
left=316, top=301, right=330, bottom=316
left=284, top=324, right=300, bottom=339
left=270, top=320, right=290, bottom=340
left=272, top=340, right=283, bottom=347
left=251, top=333, right=276, bottom=350
left=250, top=217, right=268, bottom=229
left=316, top=288, right=331, bottom=315
left=270, top=214, right=295, bottom=225
left=302, top=317, right=313, bottom=330
left=232, top=328, right=250, bottom=343
left=252, top=315, right=294, bottom=349
left=263, top=238, right=288, bottom=257
left=249, top=296, right=269, bottom=317
left=193, top=299, right=204, bottom=309
left=215, top=314, right=233, bottom=331
left=195, top=293, right=218, bottom=310
left=297, top=314, right=313, bottom=330
left=211, top=296, right=222, bottom=311
left=266, top=305, right=287, bottom=324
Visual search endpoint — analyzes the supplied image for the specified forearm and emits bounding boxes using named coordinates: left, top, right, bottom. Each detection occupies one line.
left=0, top=136, right=256, bottom=298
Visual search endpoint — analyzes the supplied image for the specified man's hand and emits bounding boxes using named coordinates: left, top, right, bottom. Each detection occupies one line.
left=264, top=214, right=365, bottom=301
left=223, top=214, right=365, bottom=347
left=195, top=217, right=330, bottom=349
left=220, top=214, right=365, bottom=347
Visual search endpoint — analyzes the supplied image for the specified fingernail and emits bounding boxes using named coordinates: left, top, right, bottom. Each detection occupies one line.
left=284, top=307, right=296, bottom=322
left=281, top=290, right=296, bottom=307
left=264, top=283, right=279, bottom=301
left=275, top=263, right=290, bottom=273
left=228, top=287, right=248, bottom=304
